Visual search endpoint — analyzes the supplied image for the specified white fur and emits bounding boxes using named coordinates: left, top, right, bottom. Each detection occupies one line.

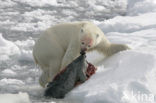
left=33, top=21, right=129, bottom=87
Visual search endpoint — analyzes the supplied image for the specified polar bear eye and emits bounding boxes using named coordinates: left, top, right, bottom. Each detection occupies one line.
left=96, top=34, right=99, bottom=38
left=81, top=29, right=84, bottom=33
left=81, top=42, right=85, bottom=45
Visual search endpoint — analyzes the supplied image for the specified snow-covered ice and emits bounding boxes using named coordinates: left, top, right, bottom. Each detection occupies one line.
left=0, top=0, right=156, bottom=103
left=0, top=92, right=30, bottom=103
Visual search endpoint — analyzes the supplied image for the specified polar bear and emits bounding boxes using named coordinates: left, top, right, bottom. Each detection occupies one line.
left=33, top=21, right=129, bottom=87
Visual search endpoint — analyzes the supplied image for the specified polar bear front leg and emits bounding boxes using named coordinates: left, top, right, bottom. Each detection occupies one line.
left=60, top=42, right=79, bottom=71
left=39, top=57, right=62, bottom=87
left=39, top=65, right=61, bottom=87
left=39, top=70, right=50, bottom=87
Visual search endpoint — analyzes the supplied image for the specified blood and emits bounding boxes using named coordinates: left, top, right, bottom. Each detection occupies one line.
left=86, top=62, right=97, bottom=78
left=74, top=62, right=97, bottom=86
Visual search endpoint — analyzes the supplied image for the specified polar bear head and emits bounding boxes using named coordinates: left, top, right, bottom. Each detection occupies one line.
left=79, top=21, right=103, bottom=52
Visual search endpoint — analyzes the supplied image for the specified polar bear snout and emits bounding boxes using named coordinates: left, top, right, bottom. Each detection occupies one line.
left=80, top=36, right=93, bottom=51
left=80, top=48, right=87, bottom=54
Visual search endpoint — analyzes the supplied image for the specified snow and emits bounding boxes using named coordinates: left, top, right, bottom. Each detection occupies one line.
left=0, top=0, right=156, bottom=103
left=0, top=92, right=30, bottom=103
left=0, top=33, right=20, bottom=61
left=127, top=0, right=156, bottom=16
left=99, top=12, right=156, bottom=33
left=0, top=78, right=25, bottom=85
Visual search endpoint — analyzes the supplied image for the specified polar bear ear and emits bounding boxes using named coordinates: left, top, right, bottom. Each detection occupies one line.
left=96, top=34, right=99, bottom=38
left=80, top=22, right=86, bottom=27
left=81, top=29, right=84, bottom=33
left=80, top=21, right=89, bottom=27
